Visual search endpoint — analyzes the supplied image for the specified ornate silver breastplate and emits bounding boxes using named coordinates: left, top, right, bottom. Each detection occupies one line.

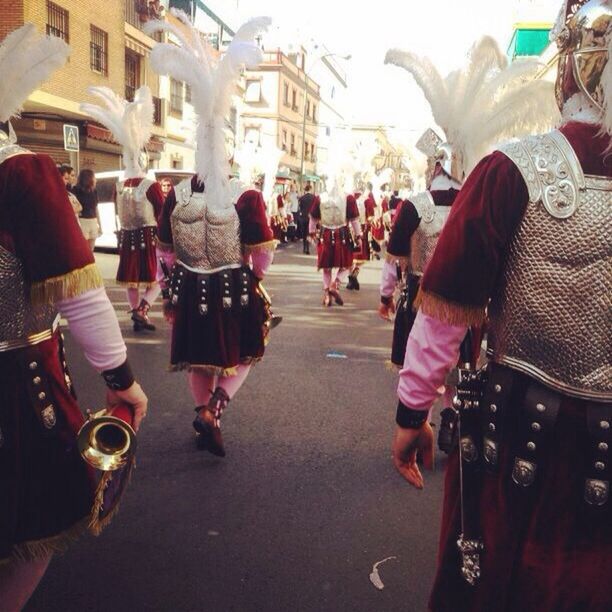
left=0, top=244, right=58, bottom=351
left=320, top=196, right=348, bottom=228
left=171, top=179, right=242, bottom=273
left=490, top=130, right=611, bottom=401
left=410, top=191, right=451, bottom=276
left=117, top=178, right=157, bottom=230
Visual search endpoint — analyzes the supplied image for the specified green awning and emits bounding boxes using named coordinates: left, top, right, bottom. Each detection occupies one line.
left=302, top=173, right=321, bottom=182
left=507, top=27, right=551, bottom=59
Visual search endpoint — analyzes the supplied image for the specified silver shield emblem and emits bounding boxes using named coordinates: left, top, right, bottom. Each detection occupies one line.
left=584, top=479, right=609, bottom=507
left=41, top=405, right=57, bottom=430
left=512, top=458, right=537, bottom=487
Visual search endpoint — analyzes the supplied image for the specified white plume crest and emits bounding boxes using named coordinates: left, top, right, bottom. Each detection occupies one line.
left=602, top=35, right=612, bottom=141
left=145, top=11, right=270, bottom=208
left=80, top=85, right=153, bottom=178
left=0, top=23, right=70, bottom=123
left=385, top=36, right=560, bottom=179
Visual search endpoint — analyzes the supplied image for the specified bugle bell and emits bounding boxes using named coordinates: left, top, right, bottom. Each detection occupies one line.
left=77, top=403, right=136, bottom=471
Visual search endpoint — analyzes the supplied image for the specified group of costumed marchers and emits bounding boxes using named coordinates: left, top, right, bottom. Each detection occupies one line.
left=387, top=1, right=612, bottom=610
left=80, top=86, right=165, bottom=333
left=0, top=24, right=148, bottom=609
left=143, top=13, right=275, bottom=456
left=309, top=171, right=362, bottom=307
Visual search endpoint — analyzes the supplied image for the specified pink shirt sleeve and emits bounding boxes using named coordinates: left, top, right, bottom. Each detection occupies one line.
left=397, top=311, right=467, bottom=410
left=156, top=246, right=176, bottom=287
left=308, top=216, right=318, bottom=234
left=350, top=218, right=362, bottom=236
left=57, top=287, right=127, bottom=372
left=249, top=249, right=274, bottom=279
left=380, top=260, right=398, bottom=298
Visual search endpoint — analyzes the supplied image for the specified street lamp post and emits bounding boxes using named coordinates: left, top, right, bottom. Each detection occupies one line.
left=298, top=52, right=351, bottom=192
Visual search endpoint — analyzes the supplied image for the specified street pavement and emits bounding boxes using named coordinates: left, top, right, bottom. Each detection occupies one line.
left=26, top=243, right=448, bottom=612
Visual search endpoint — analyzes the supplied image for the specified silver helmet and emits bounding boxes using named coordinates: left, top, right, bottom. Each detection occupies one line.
left=552, top=0, right=612, bottom=111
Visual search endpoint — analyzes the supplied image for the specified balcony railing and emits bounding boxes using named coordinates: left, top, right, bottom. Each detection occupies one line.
left=125, top=0, right=164, bottom=38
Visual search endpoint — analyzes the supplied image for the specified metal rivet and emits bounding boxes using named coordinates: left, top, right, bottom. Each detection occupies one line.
left=488, top=423, right=496, bottom=433
left=33, top=376, right=41, bottom=385
left=600, top=421, right=610, bottom=430
left=494, top=384, right=502, bottom=393
left=531, top=422, right=541, bottom=432
left=527, top=441, right=536, bottom=451
left=595, top=461, right=605, bottom=472
left=38, top=392, right=46, bottom=400
left=598, top=442, right=609, bottom=452
left=490, top=404, right=497, bottom=413
left=536, top=403, right=546, bottom=413
left=29, top=362, right=38, bottom=370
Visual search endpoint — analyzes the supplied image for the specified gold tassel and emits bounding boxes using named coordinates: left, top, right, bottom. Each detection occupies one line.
left=31, top=264, right=103, bottom=306
left=417, top=289, right=486, bottom=327
left=242, top=239, right=278, bottom=255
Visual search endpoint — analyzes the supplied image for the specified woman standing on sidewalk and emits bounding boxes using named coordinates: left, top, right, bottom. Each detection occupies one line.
left=72, top=169, right=101, bottom=252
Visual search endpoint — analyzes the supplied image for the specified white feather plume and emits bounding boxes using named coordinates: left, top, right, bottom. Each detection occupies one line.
left=0, top=23, right=70, bottom=123
left=145, top=10, right=270, bottom=209
left=385, top=36, right=560, bottom=179
left=80, top=85, right=153, bottom=178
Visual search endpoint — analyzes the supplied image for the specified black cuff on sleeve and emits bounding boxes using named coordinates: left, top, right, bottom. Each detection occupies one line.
left=396, top=400, right=428, bottom=429
left=381, top=295, right=393, bottom=306
left=102, top=359, right=135, bottom=391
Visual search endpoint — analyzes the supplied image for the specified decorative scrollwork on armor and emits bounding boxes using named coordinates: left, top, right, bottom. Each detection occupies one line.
left=499, top=130, right=585, bottom=219
left=171, top=179, right=242, bottom=273
left=410, top=191, right=450, bottom=275
left=116, top=178, right=157, bottom=230
left=0, top=245, right=57, bottom=350
left=489, top=133, right=612, bottom=402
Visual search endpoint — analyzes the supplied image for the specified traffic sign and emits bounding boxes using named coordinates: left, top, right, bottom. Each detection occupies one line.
left=63, top=124, right=79, bottom=152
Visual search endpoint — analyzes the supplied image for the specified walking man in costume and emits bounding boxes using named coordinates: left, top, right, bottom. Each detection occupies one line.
left=81, top=86, right=165, bottom=333
left=0, top=24, right=147, bottom=609
left=146, top=11, right=274, bottom=457
left=390, top=3, right=612, bottom=609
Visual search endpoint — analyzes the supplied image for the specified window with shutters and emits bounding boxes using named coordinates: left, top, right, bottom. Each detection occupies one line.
left=170, top=78, right=184, bottom=116
left=90, top=26, right=108, bottom=76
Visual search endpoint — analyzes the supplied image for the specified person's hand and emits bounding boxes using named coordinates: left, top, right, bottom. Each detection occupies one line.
left=392, top=422, right=434, bottom=489
left=107, top=381, right=148, bottom=432
left=162, top=299, right=175, bottom=324
left=378, top=300, right=395, bottom=321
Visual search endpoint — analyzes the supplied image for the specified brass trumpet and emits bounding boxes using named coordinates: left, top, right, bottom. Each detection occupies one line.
left=77, top=406, right=137, bottom=472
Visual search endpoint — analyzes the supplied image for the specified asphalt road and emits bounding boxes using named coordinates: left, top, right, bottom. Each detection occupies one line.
left=26, top=243, right=447, bottom=612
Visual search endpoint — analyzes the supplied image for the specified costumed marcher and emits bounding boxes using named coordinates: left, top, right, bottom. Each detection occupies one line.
left=270, top=191, right=288, bottom=244
left=389, top=3, right=611, bottom=610
left=81, top=86, right=165, bottom=333
left=381, top=35, right=560, bottom=368
left=0, top=24, right=147, bottom=610
left=346, top=190, right=372, bottom=291
left=309, top=172, right=362, bottom=307
left=146, top=11, right=274, bottom=457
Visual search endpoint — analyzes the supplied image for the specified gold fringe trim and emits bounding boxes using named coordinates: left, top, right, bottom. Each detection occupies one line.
left=31, top=263, right=103, bottom=306
left=385, top=253, right=410, bottom=268
left=168, top=356, right=262, bottom=375
left=116, top=281, right=156, bottom=290
left=417, top=289, right=486, bottom=327
left=242, top=239, right=278, bottom=255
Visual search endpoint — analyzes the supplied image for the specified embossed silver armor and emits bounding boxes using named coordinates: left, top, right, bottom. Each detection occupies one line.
left=116, top=178, right=157, bottom=230
left=490, top=130, right=611, bottom=401
left=0, top=244, right=58, bottom=352
left=320, top=195, right=348, bottom=228
left=171, top=179, right=242, bottom=273
left=410, top=191, right=451, bottom=276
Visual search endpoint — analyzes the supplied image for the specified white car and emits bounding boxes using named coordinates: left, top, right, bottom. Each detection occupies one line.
left=94, top=169, right=193, bottom=251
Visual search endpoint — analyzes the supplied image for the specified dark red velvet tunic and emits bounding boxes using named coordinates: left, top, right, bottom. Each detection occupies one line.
left=0, top=152, right=114, bottom=561
left=159, top=184, right=274, bottom=374
left=418, top=123, right=612, bottom=612
left=310, top=195, right=360, bottom=270
left=115, top=178, right=165, bottom=287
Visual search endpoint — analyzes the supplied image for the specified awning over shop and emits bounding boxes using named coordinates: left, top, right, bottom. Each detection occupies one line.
left=302, top=173, right=321, bottom=182
left=507, top=24, right=552, bottom=59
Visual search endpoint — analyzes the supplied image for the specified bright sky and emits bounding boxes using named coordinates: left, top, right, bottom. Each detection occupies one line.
left=205, top=0, right=562, bottom=147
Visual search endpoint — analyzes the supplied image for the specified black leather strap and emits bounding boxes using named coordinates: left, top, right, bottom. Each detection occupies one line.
left=396, top=400, right=428, bottom=429
left=102, top=359, right=135, bottom=392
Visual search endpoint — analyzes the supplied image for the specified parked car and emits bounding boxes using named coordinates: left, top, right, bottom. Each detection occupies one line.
left=94, top=169, right=193, bottom=251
